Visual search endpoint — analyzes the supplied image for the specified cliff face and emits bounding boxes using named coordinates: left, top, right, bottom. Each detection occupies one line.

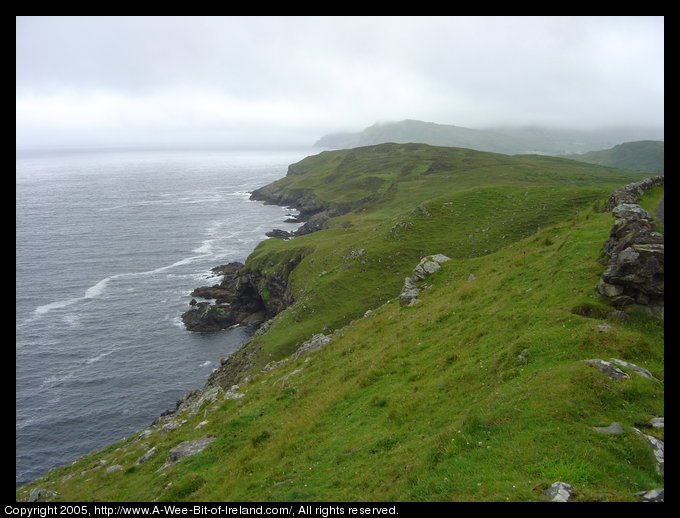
left=181, top=254, right=304, bottom=332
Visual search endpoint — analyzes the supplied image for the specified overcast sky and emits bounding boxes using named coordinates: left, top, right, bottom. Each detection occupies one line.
left=16, top=16, right=664, bottom=149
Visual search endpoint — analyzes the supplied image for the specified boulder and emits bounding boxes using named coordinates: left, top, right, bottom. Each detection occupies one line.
left=167, top=436, right=216, bottom=464
left=635, top=488, right=664, bottom=502
left=583, top=359, right=630, bottom=380
left=26, top=488, right=59, bottom=502
left=592, top=422, right=624, bottom=435
left=543, top=481, right=573, bottom=502
left=633, top=428, right=664, bottom=475
left=399, top=254, right=451, bottom=306
left=158, top=436, right=216, bottom=471
left=292, top=333, right=331, bottom=359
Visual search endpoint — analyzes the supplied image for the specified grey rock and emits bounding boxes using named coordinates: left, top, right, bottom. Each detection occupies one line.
left=26, top=488, right=59, bottom=502
left=543, top=481, right=573, bottom=502
left=399, top=277, right=421, bottom=306
left=595, top=323, right=613, bottom=333
left=399, top=254, right=451, bottom=306
left=262, top=358, right=289, bottom=372
left=159, top=420, right=185, bottom=435
left=609, top=358, right=659, bottom=382
left=633, top=428, right=664, bottom=475
left=596, top=178, right=664, bottom=318
left=650, top=417, right=664, bottom=428
left=292, top=333, right=331, bottom=359
left=159, top=436, right=216, bottom=471
left=635, top=488, right=664, bottom=502
left=583, top=359, right=630, bottom=380
left=135, top=446, right=157, bottom=465
left=169, top=436, right=216, bottom=463
left=105, top=464, right=124, bottom=474
left=592, top=422, right=624, bottom=434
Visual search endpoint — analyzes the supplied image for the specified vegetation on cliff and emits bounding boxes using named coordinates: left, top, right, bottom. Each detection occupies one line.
left=17, top=144, right=663, bottom=502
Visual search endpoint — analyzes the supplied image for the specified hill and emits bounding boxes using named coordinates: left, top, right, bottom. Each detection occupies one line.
left=314, top=120, right=664, bottom=156
left=559, top=141, right=664, bottom=175
left=17, top=144, right=663, bottom=503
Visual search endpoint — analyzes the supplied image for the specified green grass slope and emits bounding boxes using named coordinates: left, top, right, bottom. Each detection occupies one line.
left=17, top=145, right=663, bottom=502
left=560, top=141, right=664, bottom=175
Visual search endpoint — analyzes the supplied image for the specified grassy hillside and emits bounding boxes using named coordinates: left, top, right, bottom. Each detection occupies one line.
left=560, top=141, right=664, bottom=175
left=17, top=144, right=663, bottom=502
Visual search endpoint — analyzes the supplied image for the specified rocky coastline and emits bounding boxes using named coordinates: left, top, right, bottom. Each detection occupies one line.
left=181, top=181, right=338, bottom=333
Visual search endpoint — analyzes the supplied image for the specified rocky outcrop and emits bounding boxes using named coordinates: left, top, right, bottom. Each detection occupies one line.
left=399, top=254, right=451, bottom=306
left=249, top=183, right=329, bottom=222
left=595, top=177, right=664, bottom=318
left=158, top=436, right=216, bottom=471
left=182, top=253, right=305, bottom=332
left=181, top=263, right=264, bottom=332
left=543, top=481, right=573, bottom=502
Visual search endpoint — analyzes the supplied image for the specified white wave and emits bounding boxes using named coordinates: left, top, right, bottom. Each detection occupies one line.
left=199, top=361, right=212, bottom=367
left=192, top=239, right=214, bottom=254
left=62, top=314, right=81, bottom=326
left=34, top=297, right=82, bottom=316
left=171, top=316, right=187, bottom=329
left=40, top=372, right=75, bottom=389
left=85, top=349, right=115, bottom=364
left=34, top=275, right=117, bottom=316
left=84, top=277, right=112, bottom=298
left=32, top=217, right=237, bottom=318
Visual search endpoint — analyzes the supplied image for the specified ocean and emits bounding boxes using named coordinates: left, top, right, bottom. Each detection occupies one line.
left=15, top=146, right=316, bottom=486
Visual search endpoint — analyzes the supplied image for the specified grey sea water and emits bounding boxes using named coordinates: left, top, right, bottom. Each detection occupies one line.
left=16, top=146, right=315, bottom=485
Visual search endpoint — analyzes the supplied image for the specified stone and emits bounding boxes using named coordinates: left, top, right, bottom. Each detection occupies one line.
left=26, top=488, right=59, bottom=502
left=592, top=422, right=624, bottom=434
left=135, top=446, right=157, bottom=465
left=595, top=323, right=613, bottom=333
left=583, top=359, right=630, bottom=380
left=291, top=333, right=331, bottom=359
left=105, top=464, right=124, bottom=474
left=543, top=481, right=573, bottom=502
left=635, top=488, right=664, bottom=502
left=399, top=254, right=451, bottom=306
left=609, top=358, right=659, bottom=382
left=596, top=178, right=664, bottom=318
left=633, top=428, right=664, bottom=475
left=157, top=437, right=216, bottom=471
left=650, top=417, right=664, bottom=428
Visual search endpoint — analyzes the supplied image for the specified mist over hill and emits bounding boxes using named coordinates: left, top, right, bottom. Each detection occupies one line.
left=315, top=119, right=664, bottom=156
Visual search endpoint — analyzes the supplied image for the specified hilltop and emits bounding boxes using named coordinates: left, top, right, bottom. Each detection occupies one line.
left=17, top=144, right=663, bottom=502
left=314, top=120, right=664, bottom=156
left=559, top=141, right=664, bottom=175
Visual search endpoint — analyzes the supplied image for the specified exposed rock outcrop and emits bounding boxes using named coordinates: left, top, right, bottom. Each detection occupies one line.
left=399, top=254, right=451, bottom=306
left=595, top=177, right=664, bottom=318
left=158, top=436, right=216, bottom=471
left=182, top=254, right=303, bottom=332
left=543, top=481, right=573, bottom=502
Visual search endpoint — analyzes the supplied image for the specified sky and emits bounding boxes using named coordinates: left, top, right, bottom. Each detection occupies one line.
left=16, top=16, right=664, bottom=150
